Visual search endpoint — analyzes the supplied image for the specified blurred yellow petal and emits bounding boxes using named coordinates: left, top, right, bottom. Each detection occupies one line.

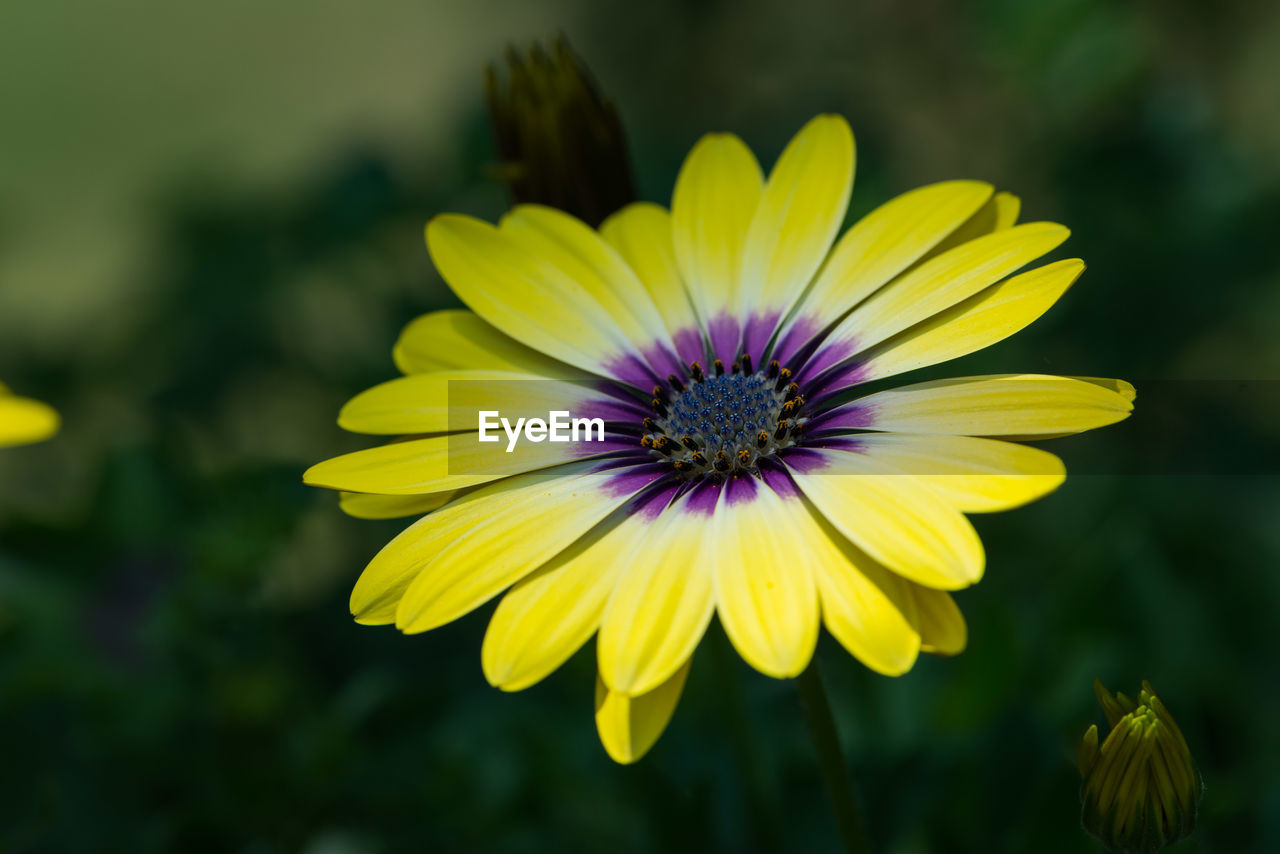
left=595, top=659, right=691, bottom=764
left=0, top=389, right=59, bottom=448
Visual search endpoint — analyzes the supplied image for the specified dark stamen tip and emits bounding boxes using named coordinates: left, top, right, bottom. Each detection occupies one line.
left=668, top=374, right=685, bottom=392
left=767, top=359, right=780, bottom=379
left=740, top=354, right=753, bottom=375
left=713, top=359, right=725, bottom=377
left=756, top=430, right=769, bottom=449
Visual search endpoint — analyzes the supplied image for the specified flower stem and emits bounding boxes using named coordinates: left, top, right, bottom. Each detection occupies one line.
left=796, top=658, right=872, bottom=854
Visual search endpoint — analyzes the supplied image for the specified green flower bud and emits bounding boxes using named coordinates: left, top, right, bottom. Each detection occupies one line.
left=1078, top=679, right=1203, bottom=854
left=485, top=37, right=636, bottom=227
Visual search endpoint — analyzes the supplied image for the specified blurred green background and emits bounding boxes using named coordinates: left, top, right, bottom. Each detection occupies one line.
left=2, top=1, right=1278, bottom=851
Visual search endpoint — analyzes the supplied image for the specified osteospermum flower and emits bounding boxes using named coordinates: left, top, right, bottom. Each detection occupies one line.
left=306, top=115, right=1133, bottom=763
left=0, top=382, right=59, bottom=448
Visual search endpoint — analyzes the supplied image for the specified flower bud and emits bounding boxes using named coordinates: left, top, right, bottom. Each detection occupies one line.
left=1078, top=679, right=1203, bottom=853
left=485, top=37, right=636, bottom=226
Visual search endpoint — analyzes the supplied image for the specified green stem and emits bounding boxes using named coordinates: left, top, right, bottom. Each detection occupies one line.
left=796, top=658, right=873, bottom=854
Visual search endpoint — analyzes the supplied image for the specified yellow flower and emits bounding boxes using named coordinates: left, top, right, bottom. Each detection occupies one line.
left=1079, top=679, right=1202, bottom=853
left=0, top=382, right=59, bottom=448
left=307, top=115, right=1134, bottom=763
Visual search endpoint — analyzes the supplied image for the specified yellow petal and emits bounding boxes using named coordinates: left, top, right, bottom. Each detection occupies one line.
left=337, top=370, right=620, bottom=435
left=782, top=180, right=994, bottom=341
left=304, top=427, right=613, bottom=496
left=600, top=202, right=703, bottom=363
left=910, top=584, right=967, bottom=655
left=738, top=115, right=854, bottom=327
left=347, top=462, right=655, bottom=624
left=711, top=476, right=819, bottom=678
left=0, top=392, right=60, bottom=448
left=597, top=493, right=715, bottom=695
left=819, top=222, right=1070, bottom=363
left=595, top=659, right=691, bottom=764
left=993, top=192, right=1022, bottom=229
left=392, top=309, right=576, bottom=377
left=483, top=514, right=644, bottom=691
left=338, top=491, right=456, bottom=520
left=916, top=189, right=1022, bottom=262
left=856, top=258, right=1084, bottom=383
left=848, top=433, right=1066, bottom=513
left=671, top=133, right=762, bottom=332
left=849, top=374, right=1134, bottom=437
left=500, top=205, right=676, bottom=361
left=425, top=214, right=638, bottom=378
left=790, top=449, right=984, bottom=590
left=1073, top=376, right=1137, bottom=403
left=395, top=468, right=664, bottom=633
left=793, top=500, right=921, bottom=676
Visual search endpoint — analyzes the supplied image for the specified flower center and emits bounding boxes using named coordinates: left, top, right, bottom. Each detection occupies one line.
left=641, top=357, right=806, bottom=479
